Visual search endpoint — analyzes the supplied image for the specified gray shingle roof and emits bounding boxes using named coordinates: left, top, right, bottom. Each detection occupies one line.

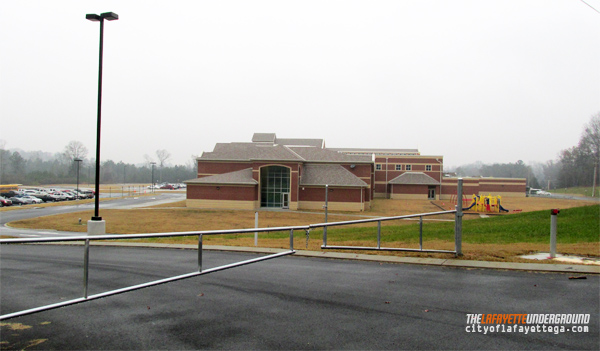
left=200, top=143, right=372, bottom=163
left=389, top=172, right=439, bottom=185
left=328, top=147, right=420, bottom=155
left=185, top=168, right=258, bottom=185
left=276, top=138, right=324, bottom=148
left=252, top=133, right=276, bottom=143
left=300, top=164, right=367, bottom=187
left=201, top=143, right=303, bottom=161
left=288, top=147, right=372, bottom=163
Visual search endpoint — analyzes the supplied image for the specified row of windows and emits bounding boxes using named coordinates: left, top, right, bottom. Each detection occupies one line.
left=376, top=164, right=433, bottom=171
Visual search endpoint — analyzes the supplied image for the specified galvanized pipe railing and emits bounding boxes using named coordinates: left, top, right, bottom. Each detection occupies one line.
left=312, top=210, right=459, bottom=254
left=0, top=225, right=305, bottom=321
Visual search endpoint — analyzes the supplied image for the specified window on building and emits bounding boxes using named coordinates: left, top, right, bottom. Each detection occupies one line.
left=395, top=164, right=402, bottom=171
left=260, top=166, right=290, bottom=208
left=376, top=164, right=382, bottom=170
left=405, top=165, right=412, bottom=171
left=426, top=165, right=432, bottom=171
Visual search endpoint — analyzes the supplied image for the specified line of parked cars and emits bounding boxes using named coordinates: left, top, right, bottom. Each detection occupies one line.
left=147, top=183, right=187, bottom=190
left=0, top=188, right=95, bottom=207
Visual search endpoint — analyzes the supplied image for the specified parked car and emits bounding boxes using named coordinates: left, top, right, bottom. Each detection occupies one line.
left=60, top=191, right=75, bottom=200
left=62, top=190, right=80, bottom=199
left=160, top=184, right=175, bottom=190
left=0, top=196, right=12, bottom=207
left=45, top=193, right=63, bottom=202
left=9, top=196, right=27, bottom=205
left=20, top=195, right=43, bottom=204
left=1, top=190, right=23, bottom=198
left=35, top=193, right=56, bottom=202
left=50, top=192, right=67, bottom=201
left=10, top=195, right=34, bottom=205
left=79, top=189, right=94, bottom=198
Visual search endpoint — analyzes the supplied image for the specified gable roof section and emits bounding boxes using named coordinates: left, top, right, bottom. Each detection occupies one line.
left=328, top=147, right=420, bottom=156
left=288, top=146, right=372, bottom=163
left=185, top=168, right=258, bottom=185
left=276, top=138, right=324, bottom=148
left=200, top=143, right=372, bottom=164
left=300, top=164, right=367, bottom=187
left=201, top=143, right=303, bottom=161
left=252, top=133, right=277, bottom=143
left=389, top=172, right=439, bottom=185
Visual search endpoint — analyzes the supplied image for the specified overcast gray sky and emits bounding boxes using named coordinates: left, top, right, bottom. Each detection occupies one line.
left=1, top=0, right=599, bottom=169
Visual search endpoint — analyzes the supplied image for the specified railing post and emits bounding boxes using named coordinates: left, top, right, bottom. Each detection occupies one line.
left=455, top=178, right=463, bottom=256
left=290, top=229, right=294, bottom=251
left=83, top=238, right=90, bottom=298
left=550, top=209, right=559, bottom=258
left=377, top=220, right=381, bottom=249
left=255, top=211, right=258, bottom=247
left=323, top=184, right=328, bottom=247
left=198, top=234, right=203, bottom=272
left=419, top=216, right=423, bottom=250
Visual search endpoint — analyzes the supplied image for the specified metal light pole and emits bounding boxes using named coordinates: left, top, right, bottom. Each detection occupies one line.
left=151, top=162, right=156, bottom=194
left=86, top=11, right=118, bottom=221
left=74, top=158, right=82, bottom=200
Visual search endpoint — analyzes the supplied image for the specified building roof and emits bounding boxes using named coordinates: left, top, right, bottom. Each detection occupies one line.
left=252, top=132, right=324, bottom=148
left=328, top=147, right=420, bottom=156
left=389, top=172, right=439, bottom=185
left=201, top=143, right=304, bottom=161
left=184, top=168, right=258, bottom=185
left=200, top=143, right=371, bottom=163
left=300, top=164, right=368, bottom=187
left=289, top=147, right=372, bottom=163
left=252, top=133, right=276, bottom=143
left=276, top=138, right=324, bottom=148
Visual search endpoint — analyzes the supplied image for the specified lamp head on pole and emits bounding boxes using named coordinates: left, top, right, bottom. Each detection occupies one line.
left=101, top=12, right=119, bottom=20
left=86, top=12, right=119, bottom=22
left=85, top=14, right=101, bottom=21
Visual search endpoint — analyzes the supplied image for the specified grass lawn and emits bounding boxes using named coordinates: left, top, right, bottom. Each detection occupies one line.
left=5, top=198, right=599, bottom=264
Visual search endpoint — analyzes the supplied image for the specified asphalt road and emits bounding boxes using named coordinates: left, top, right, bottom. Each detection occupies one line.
left=1, top=245, right=598, bottom=350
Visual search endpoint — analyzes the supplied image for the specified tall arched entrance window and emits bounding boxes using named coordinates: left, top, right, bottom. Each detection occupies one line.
left=260, top=166, right=290, bottom=208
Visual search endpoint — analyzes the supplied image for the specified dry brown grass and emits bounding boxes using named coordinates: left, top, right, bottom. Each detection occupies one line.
left=6, top=196, right=598, bottom=264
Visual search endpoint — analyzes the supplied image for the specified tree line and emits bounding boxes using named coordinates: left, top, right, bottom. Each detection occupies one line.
left=453, top=113, right=600, bottom=190
left=0, top=141, right=196, bottom=186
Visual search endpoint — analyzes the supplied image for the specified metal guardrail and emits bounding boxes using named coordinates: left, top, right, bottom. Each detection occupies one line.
left=313, top=210, right=459, bottom=254
left=0, top=225, right=304, bottom=321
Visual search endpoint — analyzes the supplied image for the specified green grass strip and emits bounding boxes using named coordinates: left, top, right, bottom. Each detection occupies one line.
left=323, top=205, right=599, bottom=244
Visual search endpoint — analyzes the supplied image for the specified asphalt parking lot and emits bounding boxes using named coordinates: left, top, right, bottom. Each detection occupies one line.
left=1, top=244, right=598, bottom=350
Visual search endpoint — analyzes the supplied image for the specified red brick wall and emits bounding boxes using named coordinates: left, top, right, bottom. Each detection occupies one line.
left=391, top=184, right=434, bottom=195
left=299, top=186, right=363, bottom=202
left=187, top=184, right=257, bottom=201
left=374, top=156, right=443, bottom=183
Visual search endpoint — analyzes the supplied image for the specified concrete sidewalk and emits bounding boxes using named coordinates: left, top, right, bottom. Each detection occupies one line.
left=81, top=241, right=600, bottom=275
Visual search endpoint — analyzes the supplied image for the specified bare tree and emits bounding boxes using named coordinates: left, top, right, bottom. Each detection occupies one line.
left=580, top=113, right=600, bottom=196
left=156, top=149, right=171, bottom=168
left=64, top=141, right=88, bottom=161
left=155, top=149, right=171, bottom=183
left=189, top=154, right=199, bottom=172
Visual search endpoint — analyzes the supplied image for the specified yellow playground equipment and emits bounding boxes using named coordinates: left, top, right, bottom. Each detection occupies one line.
left=450, top=194, right=509, bottom=213
left=463, top=194, right=509, bottom=213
